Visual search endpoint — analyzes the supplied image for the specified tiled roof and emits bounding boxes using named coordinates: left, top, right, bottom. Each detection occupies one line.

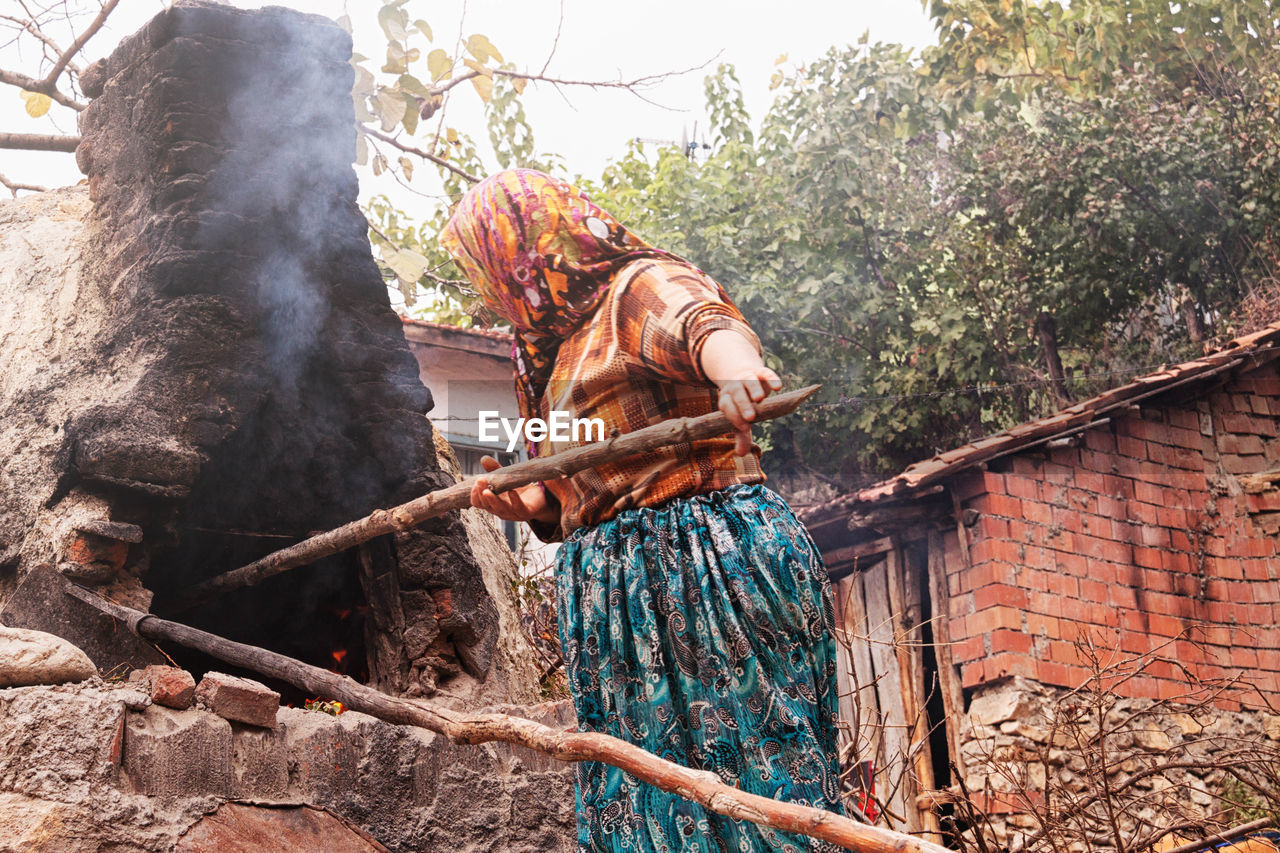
left=804, top=323, right=1280, bottom=519
left=399, top=315, right=513, bottom=343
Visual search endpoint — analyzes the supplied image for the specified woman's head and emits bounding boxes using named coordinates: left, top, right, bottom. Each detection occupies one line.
left=440, top=169, right=673, bottom=423
left=440, top=169, right=656, bottom=338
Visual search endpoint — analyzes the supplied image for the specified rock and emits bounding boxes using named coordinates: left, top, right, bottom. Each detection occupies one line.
left=1134, top=727, right=1173, bottom=752
left=0, top=625, right=96, bottom=687
left=1171, top=713, right=1204, bottom=737
left=969, top=677, right=1044, bottom=726
left=230, top=723, right=289, bottom=799
left=122, top=705, right=232, bottom=797
left=195, top=672, right=279, bottom=728
left=130, top=665, right=196, bottom=709
left=1264, top=714, right=1280, bottom=742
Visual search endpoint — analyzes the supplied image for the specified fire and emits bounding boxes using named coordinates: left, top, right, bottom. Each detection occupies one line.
left=331, top=648, right=348, bottom=664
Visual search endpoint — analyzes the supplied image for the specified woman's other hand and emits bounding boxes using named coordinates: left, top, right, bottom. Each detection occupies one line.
left=469, top=455, right=560, bottom=523
left=700, top=329, right=782, bottom=456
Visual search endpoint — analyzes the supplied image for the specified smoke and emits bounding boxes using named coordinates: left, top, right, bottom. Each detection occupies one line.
left=196, top=4, right=354, bottom=400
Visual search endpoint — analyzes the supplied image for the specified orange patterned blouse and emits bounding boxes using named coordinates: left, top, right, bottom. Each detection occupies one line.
left=532, top=257, right=766, bottom=541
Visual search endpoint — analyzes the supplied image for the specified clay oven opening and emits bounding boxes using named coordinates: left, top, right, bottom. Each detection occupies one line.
left=0, top=1, right=499, bottom=704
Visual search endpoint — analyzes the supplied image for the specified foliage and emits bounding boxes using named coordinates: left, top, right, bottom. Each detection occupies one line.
left=585, top=2, right=1280, bottom=483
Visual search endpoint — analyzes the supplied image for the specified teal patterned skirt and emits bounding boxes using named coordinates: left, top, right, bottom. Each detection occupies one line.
left=556, top=483, right=845, bottom=852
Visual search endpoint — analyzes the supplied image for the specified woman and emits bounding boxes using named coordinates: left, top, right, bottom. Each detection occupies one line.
left=442, top=169, right=844, bottom=852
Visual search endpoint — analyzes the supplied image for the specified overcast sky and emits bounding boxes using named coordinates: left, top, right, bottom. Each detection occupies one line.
left=1, top=1, right=937, bottom=202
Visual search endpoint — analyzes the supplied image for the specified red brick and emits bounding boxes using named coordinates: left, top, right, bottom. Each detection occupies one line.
left=952, top=635, right=985, bottom=662
left=1005, top=474, right=1040, bottom=501
left=1084, top=429, right=1117, bottom=453
left=1022, top=500, right=1053, bottom=525
left=1138, top=525, right=1172, bottom=549
left=991, top=629, right=1034, bottom=654
left=1081, top=449, right=1119, bottom=474
left=1222, top=433, right=1267, bottom=456
left=1116, top=434, right=1149, bottom=460
left=195, top=672, right=279, bottom=728
left=1147, top=613, right=1184, bottom=638
left=983, top=652, right=1037, bottom=681
left=952, top=471, right=989, bottom=502
left=1011, top=455, right=1044, bottom=477
left=129, top=665, right=197, bottom=710
left=976, top=514, right=1010, bottom=540
left=1054, top=551, right=1087, bottom=576
left=1167, top=408, right=1200, bottom=432
left=1045, top=572, right=1080, bottom=597
left=1166, top=426, right=1203, bottom=450
left=967, top=606, right=1023, bottom=634
left=1143, top=568, right=1174, bottom=593
left=984, top=493, right=1023, bottom=519
left=1108, top=585, right=1138, bottom=610
left=1043, top=462, right=1074, bottom=484
left=1026, top=612, right=1061, bottom=637
left=973, top=583, right=1030, bottom=610
left=1079, top=578, right=1108, bottom=602
left=1246, top=491, right=1280, bottom=513
left=961, top=660, right=985, bottom=687
left=1028, top=591, right=1063, bottom=617
left=1155, top=506, right=1189, bottom=529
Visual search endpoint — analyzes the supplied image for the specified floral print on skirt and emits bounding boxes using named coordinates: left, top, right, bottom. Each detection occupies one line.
left=556, top=483, right=846, bottom=852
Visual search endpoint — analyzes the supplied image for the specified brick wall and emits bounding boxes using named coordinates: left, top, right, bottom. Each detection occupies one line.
left=947, top=360, right=1280, bottom=706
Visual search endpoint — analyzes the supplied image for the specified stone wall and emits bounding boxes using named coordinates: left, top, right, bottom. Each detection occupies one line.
left=957, top=676, right=1280, bottom=852
left=0, top=678, right=575, bottom=852
left=945, top=360, right=1280, bottom=703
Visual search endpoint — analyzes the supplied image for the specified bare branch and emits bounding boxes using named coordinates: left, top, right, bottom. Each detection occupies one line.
left=361, top=124, right=481, bottom=184
left=538, top=0, right=565, bottom=78
left=0, top=171, right=46, bottom=196
left=37, top=0, right=119, bottom=91
left=0, top=131, right=80, bottom=151
left=0, top=67, right=84, bottom=110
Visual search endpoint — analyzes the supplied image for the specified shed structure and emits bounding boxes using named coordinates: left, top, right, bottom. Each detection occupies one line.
left=800, top=324, right=1280, bottom=838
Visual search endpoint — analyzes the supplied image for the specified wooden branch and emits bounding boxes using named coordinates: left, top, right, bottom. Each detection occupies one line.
left=1153, top=818, right=1273, bottom=853
left=0, top=69, right=85, bottom=110
left=168, top=385, right=821, bottom=613
left=361, top=124, right=481, bottom=184
left=37, top=0, right=120, bottom=92
left=0, top=132, right=80, bottom=151
left=66, top=582, right=952, bottom=853
left=0, top=171, right=46, bottom=196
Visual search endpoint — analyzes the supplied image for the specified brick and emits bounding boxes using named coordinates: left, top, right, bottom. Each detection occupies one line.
left=1084, top=429, right=1116, bottom=453
left=1221, top=433, right=1266, bottom=456
left=990, top=629, right=1034, bottom=654
left=967, top=606, right=1023, bottom=635
left=1011, top=455, right=1044, bottom=477
left=1116, top=434, right=1148, bottom=459
left=974, top=583, right=1030, bottom=611
left=1079, top=578, right=1108, bottom=603
left=1022, top=500, right=1053, bottom=525
left=984, top=493, right=1023, bottom=519
left=952, top=635, right=985, bottom=662
left=129, top=665, right=196, bottom=709
left=1025, top=612, right=1061, bottom=637
left=1108, top=585, right=1138, bottom=610
left=1005, top=474, right=1040, bottom=501
left=195, top=672, right=279, bottom=728
left=1043, top=462, right=1074, bottom=484
left=976, top=514, right=1010, bottom=541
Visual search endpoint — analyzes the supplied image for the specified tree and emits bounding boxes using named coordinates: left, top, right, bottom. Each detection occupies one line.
left=585, top=1, right=1280, bottom=484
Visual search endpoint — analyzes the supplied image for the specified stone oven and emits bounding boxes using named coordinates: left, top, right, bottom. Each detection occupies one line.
left=0, top=3, right=574, bottom=849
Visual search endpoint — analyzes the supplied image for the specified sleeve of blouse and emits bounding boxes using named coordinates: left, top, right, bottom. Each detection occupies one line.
left=617, top=260, right=763, bottom=385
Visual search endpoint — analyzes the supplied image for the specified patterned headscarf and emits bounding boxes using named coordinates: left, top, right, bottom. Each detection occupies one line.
left=440, top=169, right=680, bottom=430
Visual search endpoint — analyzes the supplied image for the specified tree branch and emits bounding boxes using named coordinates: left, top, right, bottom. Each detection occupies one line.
left=0, top=67, right=84, bottom=110
left=66, top=580, right=952, bottom=853
left=37, top=0, right=119, bottom=91
left=0, top=131, right=81, bottom=151
left=361, top=124, right=481, bottom=184
left=0, top=171, right=46, bottom=196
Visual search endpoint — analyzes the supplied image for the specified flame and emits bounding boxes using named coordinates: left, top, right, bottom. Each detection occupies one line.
left=335, top=608, right=352, bottom=620
left=331, top=648, right=348, bottom=664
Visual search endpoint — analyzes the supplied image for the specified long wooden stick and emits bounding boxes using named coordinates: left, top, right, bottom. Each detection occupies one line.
left=68, top=583, right=952, bottom=853
left=167, top=385, right=820, bottom=613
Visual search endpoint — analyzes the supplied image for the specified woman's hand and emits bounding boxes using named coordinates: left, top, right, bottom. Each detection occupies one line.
left=700, top=329, right=783, bottom=456
left=469, top=455, right=560, bottom=523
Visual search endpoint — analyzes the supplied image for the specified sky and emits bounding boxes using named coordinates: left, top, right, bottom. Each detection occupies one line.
left=1, top=0, right=938, bottom=203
